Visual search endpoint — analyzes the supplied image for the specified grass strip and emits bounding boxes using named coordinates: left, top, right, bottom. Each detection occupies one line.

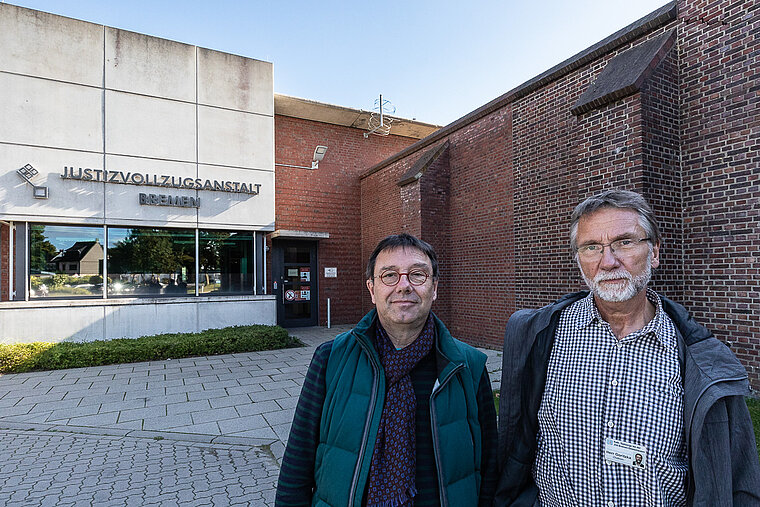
left=0, top=325, right=301, bottom=373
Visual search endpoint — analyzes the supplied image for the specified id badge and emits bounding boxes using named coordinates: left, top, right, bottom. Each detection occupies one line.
left=604, top=438, right=647, bottom=469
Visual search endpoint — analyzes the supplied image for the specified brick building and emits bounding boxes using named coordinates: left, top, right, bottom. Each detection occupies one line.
left=1, top=0, right=757, bottom=389
left=359, top=0, right=759, bottom=389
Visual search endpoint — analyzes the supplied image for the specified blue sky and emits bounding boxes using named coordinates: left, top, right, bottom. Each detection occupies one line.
left=7, top=0, right=669, bottom=126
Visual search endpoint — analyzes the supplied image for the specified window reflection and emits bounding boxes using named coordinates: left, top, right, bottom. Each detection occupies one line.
left=107, top=227, right=195, bottom=297
left=29, top=224, right=105, bottom=298
left=199, top=231, right=253, bottom=294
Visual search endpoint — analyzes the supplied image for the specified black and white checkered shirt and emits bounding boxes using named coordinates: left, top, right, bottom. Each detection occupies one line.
left=533, top=289, right=687, bottom=507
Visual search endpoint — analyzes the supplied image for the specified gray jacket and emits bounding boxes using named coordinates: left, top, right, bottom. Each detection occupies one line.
left=494, top=291, right=760, bottom=506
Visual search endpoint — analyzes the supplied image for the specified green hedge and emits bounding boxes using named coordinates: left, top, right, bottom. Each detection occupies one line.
left=0, top=325, right=301, bottom=373
left=748, top=398, right=760, bottom=457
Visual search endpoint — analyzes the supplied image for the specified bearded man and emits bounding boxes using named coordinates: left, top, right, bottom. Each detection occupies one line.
left=494, top=190, right=760, bottom=506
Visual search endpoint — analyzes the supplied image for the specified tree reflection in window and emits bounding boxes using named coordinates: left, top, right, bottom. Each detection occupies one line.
left=107, top=228, right=195, bottom=296
left=199, top=231, right=253, bottom=294
left=29, top=224, right=105, bottom=298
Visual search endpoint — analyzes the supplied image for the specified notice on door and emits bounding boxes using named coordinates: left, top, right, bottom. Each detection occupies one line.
left=300, top=267, right=310, bottom=282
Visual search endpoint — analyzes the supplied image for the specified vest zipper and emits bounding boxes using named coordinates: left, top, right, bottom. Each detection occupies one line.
left=348, top=333, right=381, bottom=506
left=429, top=364, right=465, bottom=507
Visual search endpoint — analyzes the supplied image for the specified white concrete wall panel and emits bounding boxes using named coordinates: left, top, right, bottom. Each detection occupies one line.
left=0, top=4, right=103, bottom=86
left=0, top=73, right=103, bottom=152
left=198, top=106, right=273, bottom=169
left=105, top=91, right=196, bottom=161
left=0, top=305, right=104, bottom=343
left=197, top=166, right=274, bottom=230
left=103, top=301, right=198, bottom=340
left=104, top=155, right=198, bottom=227
left=197, top=299, right=276, bottom=329
left=198, top=48, right=273, bottom=116
left=105, top=27, right=196, bottom=102
left=0, top=298, right=277, bottom=343
left=0, top=145, right=105, bottom=222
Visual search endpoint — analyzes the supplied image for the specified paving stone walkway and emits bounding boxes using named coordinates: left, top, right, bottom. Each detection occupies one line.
left=0, top=325, right=502, bottom=505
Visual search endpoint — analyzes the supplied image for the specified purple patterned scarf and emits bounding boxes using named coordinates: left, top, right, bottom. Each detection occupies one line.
left=366, top=315, right=435, bottom=507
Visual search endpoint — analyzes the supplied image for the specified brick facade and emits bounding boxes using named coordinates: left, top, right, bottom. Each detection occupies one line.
left=273, top=115, right=418, bottom=325
left=359, top=0, right=760, bottom=389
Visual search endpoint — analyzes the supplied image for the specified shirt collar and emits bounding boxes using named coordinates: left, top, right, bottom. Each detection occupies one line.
left=576, top=288, right=672, bottom=348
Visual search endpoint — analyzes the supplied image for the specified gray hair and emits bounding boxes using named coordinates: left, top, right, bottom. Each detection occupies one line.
left=570, top=190, right=661, bottom=250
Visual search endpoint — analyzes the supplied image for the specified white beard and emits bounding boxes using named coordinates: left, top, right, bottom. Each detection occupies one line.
left=581, top=255, right=652, bottom=302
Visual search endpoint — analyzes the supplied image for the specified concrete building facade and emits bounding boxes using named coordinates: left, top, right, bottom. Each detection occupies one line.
left=0, top=4, right=275, bottom=341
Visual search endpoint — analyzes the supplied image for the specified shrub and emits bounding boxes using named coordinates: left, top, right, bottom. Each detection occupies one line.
left=0, top=325, right=301, bottom=373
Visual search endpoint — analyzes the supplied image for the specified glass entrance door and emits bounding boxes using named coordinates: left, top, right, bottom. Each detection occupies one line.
left=273, top=241, right=318, bottom=327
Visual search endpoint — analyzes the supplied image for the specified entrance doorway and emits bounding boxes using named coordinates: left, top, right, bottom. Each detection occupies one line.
left=272, top=240, right=318, bottom=327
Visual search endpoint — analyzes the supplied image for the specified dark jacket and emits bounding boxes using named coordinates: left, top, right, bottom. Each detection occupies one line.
left=494, top=291, right=760, bottom=506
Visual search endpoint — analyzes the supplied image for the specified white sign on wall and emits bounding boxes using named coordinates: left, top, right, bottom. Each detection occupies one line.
left=324, top=267, right=337, bottom=278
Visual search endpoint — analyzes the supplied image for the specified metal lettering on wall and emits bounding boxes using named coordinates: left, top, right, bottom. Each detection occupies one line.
left=60, top=167, right=262, bottom=196
left=139, top=193, right=200, bottom=208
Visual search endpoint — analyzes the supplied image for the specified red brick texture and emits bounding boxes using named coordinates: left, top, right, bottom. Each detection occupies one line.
left=273, top=115, right=417, bottom=325
left=359, top=0, right=760, bottom=389
left=678, top=0, right=760, bottom=388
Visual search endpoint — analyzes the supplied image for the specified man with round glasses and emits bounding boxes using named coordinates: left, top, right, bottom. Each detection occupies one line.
left=495, top=189, right=760, bottom=505
left=277, top=233, right=497, bottom=506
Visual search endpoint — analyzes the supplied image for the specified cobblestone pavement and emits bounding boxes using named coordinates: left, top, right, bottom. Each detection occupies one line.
left=0, top=428, right=278, bottom=506
left=0, top=325, right=502, bottom=505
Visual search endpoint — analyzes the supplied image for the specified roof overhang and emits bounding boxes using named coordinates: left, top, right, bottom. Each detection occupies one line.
left=270, top=230, right=330, bottom=240
left=274, top=94, right=440, bottom=140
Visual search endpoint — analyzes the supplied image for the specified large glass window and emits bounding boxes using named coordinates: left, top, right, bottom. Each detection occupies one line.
left=29, top=224, right=105, bottom=298
left=107, top=227, right=195, bottom=297
left=26, top=225, right=260, bottom=299
left=199, top=231, right=254, bottom=294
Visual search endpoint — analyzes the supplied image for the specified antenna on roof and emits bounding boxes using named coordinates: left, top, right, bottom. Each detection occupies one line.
left=364, top=94, right=395, bottom=138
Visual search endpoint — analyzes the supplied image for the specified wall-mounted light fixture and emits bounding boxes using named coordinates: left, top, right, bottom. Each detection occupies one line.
left=17, top=164, right=49, bottom=199
left=275, top=145, right=328, bottom=170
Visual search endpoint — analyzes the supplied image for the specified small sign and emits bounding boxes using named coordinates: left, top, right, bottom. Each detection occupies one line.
left=324, top=267, right=337, bottom=278
left=285, top=289, right=296, bottom=301
left=300, top=268, right=310, bottom=282
left=288, top=268, right=298, bottom=277
left=300, top=290, right=310, bottom=300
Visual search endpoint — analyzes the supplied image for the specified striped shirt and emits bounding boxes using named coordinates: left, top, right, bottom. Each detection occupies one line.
left=534, top=289, right=687, bottom=507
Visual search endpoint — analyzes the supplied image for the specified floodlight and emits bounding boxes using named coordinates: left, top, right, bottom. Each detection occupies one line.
left=312, top=146, right=328, bottom=169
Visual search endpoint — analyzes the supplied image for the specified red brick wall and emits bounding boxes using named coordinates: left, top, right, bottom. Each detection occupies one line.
left=274, top=115, right=417, bottom=325
left=641, top=48, right=684, bottom=303
left=362, top=108, right=514, bottom=348
left=0, top=223, right=8, bottom=301
left=359, top=0, right=760, bottom=389
left=678, top=0, right=760, bottom=388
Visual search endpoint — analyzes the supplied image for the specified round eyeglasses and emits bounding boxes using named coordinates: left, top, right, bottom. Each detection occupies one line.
left=374, top=269, right=430, bottom=286
left=576, top=237, right=651, bottom=260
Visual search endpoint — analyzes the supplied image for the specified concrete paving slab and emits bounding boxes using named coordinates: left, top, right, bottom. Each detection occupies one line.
left=166, top=399, right=211, bottom=416
left=117, top=405, right=167, bottom=423
left=209, top=394, right=252, bottom=409
left=168, top=422, right=221, bottom=435
left=0, top=323, right=501, bottom=504
left=191, top=407, right=238, bottom=425
left=218, top=415, right=269, bottom=435
left=235, top=400, right=281, bottom=417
